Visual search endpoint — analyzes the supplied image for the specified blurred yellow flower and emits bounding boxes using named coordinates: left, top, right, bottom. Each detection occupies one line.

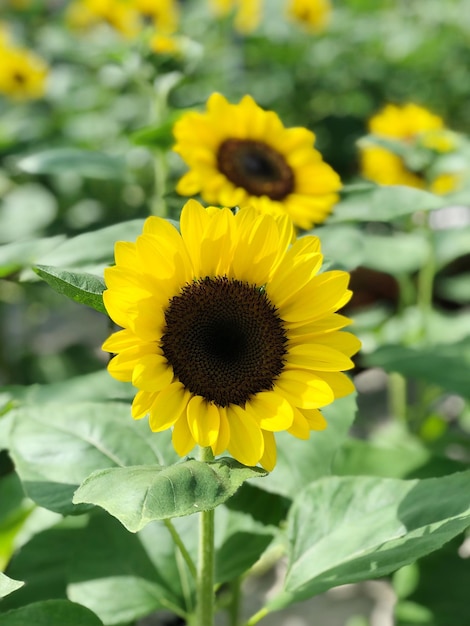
left=209, top=0, right=262, bottom=33
left=150, top=32, right=180, bottom=55
left=287, top=0, right=331, bottom=32
left=0, top=22, right=12, bottom=47
left=0, top=46, right=48, bottom=100
left=133, top=0, right=179, bottom=34
left=103, top=200, right=359, bottom=470
left=360, top=103, right=457, bottom=191
left=66, top=0, right=140, bottom=38
left=173, top=93, right=341, bottom=230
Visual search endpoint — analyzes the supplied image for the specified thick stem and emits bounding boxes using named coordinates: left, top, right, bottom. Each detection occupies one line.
left=388, top=371, right=407, bottom=424
left=195, top=446, right=215, bottom=626
left=228, top=577, right=242, bottom=626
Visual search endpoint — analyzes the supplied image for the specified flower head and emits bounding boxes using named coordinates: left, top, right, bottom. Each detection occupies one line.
left=287, top=0, right=332, bottom=33
left=133, top=0, right=179, bottom=34
left=0, top=45, right=48, bottom=100
left=359, top=103, right=455, bottom=190
left=173, top=93, right=341, bottom=230
left=66, top=0, right=140, bottom=38
left=103, top=200, right=359, bottom=470
left=208, top=0, right=262, bottom=33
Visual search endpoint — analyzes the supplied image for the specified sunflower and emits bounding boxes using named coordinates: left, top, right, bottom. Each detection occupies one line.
left=133, top=0, right=179, bottom=34
left=173, top=93, right=341, bottom=231
left=103, top=200, right=359, bottom=470
left=0, top=45, right=48, bottom=100
left=66, top=0, right=140, bottom=38
left=359, top=103, right=451, bottom=189
left=208, top=0, right=262, bottom=33
left=287, top=0, right=332, bottom=33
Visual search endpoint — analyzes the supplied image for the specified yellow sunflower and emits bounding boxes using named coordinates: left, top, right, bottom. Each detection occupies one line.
left=102, top=200, right=359, bottom=471
left=66, top=0, right=140, bottom=38
left=359, top=103, right=447, bottom=189
left=173, top=93, right=341, bottom=230
left=0, top=45, right=48, bottom=100
left=287, top=0, right=332, bottom=33
left=133, top=0, right=179, bottom=33
left=208, top=0, right=262, bottom=33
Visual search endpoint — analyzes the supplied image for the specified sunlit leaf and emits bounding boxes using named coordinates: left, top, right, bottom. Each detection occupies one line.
left=0, top=573, right=23, bottom=599
left=34, top=265, right=106, bottom=313
left=268, top=471, right=470, bottom=611
left=17, top=148, right=126, bottom=180
left=73, top=458, right=267, bottom=530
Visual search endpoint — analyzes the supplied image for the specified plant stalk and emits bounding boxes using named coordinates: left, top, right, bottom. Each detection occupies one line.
left=195, top=446, right=215, bottom=626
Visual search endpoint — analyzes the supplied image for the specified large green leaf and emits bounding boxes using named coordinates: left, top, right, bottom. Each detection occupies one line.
left=34, top=265, right=106, bottom=314
left=73, top=458, right=267, bottom=530
left=8, top=402, right=178, bottom=515
left=360, top=231, right=430, bottom=275
left=268, top=471, right=470, bottom=611
left=258, top=393, right=357, bottom=497
left=433, top=226, right=470, bottom=270
left=67, top=514, right=188, bottom=625
left=0, top=573, right=23, bottom=599
left=0, top=237, right=65, bottom=278
left=34, top=219, right=145, bottom=272
left=330, top=184, right=444, bottom=222
left=17, top=148, right=126, bottom=180
left=363, top=340, right=470, bottom=398
left=2, top=370, right=133, bottom=407
left=0, top=600, right=103, bottom=626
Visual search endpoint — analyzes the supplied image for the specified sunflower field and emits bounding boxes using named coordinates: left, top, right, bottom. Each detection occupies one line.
left=1, top=1, right=470, bottom=625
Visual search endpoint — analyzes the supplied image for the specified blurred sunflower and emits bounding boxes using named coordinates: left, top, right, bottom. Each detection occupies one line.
left=103, top=200, right=359, bottom=470
left=133, top=0, right=179, bottom=33
left=66, top=0, right=140, bottom=38
left=173, top=93, right=341, bottom=230
left=287, top=0, right=331, bottom=33
left=208, top=0, right=262, bottom=34
left=0, top=45, right=48, bottom=100
left=359, top=103, right=456, bottom=190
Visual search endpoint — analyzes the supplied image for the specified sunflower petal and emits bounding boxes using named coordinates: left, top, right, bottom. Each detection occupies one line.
left=148, top=382, right=189, bottom=432
left=187, top=396, right=220, bottom=447
left=226, top=405, right=264, bottom=466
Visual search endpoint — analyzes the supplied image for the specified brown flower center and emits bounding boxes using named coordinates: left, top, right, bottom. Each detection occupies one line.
left=161, top=276, right=288, bottom=406
left=217, top=139, right=295, bottom=200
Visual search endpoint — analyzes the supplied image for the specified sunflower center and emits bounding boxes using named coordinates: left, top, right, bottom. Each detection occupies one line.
left=217, top=139, right=295, bottom=200
left=161, top=276, right=288, bottom=407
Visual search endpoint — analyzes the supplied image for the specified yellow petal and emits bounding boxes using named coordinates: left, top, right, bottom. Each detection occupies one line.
left=299, top=408, right=327, bottom=431
left=187, top=396, right=220, bottom=447
left=102, top=329, right=139, bottom=353
left=285, top=344, right=354, bottom=372
left=132, top=353, right=174, bottom=391
left=259, top=430, right=276, bottom=471
left=287, top=407, right=310, bottom=440
left=275, top=369, right=335, bottom=409
left=246, top=391, right=294, bottom=432
left=132, top=389, right=158, bottom=419
left=107, top=344, right=155, bottom=382
left=148, top=382, right=189, bottom=432
left=212, top=406, right=230, bottom=456
left=318, top=372, right=356, bottom=399
left=226, top=404, right=264, bottom=466
left=309, top=331, right=362, bottom=358
left=172, top=414, right=196, bottom=457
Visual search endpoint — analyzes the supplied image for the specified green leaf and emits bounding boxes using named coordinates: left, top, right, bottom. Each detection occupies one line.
left=330, top=184, right=444, bottom=223
left=67, top=514, right=188, bottom=625
left=313, top=224, right=365, bottom=271
left=0, top=600, right=103, bottom=626
left=363, top=340, right=470, bottom=398
left=17, top=148, right=126, bottom=180
left=8, top=402, right=178, bottom=515
left=258, top=393, right=357, bottom=498
left=436, top=273, right=470, bottom=304
left=268, top=471, right=470, bottom=611
left=433, top=226, right=470, bottom=270
left=34, top=265, right=106, bottom=314
left=360, top=232, right=430, bottom=275
left=0, top=573, right=24, bottom=599
left=130, top=112, right=181, bottom=149
left=0, top=185, right=58, bottom=243
left=35, top=219, right=145, bottom=273
left=0, top=237, right=65, bottom=278
left=2, top=370, right=133, bottom=407
left=73, top=458, right=267, bottom=530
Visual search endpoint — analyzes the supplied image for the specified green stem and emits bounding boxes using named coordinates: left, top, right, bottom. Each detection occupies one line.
left=388, top=371, right=407, bottom=424
left=417, top=221, right=436, bottom=343
left=164, top=518, right=197, bottom=579
left=242, top=607, right=269, bottom=626
left=228, top=577, right=242, bottom=626
left=150, top=148, right=169, bottom=217
left=195, top=446, right=215, bottom=626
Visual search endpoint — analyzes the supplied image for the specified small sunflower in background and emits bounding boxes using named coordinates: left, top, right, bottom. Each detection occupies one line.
left=287, top=0, right=332, bottom=33
left=359, top=103, right=460, bottom=193
left=173, top=93, right=342, bottom=230
left=133, top=0, right=179, bottom=33
left=0, top=45, right=48, bottom=100
left=208, top=0, right=263, bottom=34
left=102, top=200, right=359, bottom=470
left=66, top=0, right=141, bottom=38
